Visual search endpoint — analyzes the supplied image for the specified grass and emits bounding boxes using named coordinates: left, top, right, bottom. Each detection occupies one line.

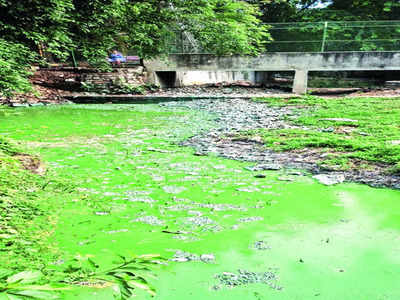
left=248, top=96, right=400, bottom=172
left=0, top=135, right=72, bottom=271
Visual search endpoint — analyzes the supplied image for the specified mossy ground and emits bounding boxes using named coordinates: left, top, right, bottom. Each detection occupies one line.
left=249, top=96, right=400, bottom=173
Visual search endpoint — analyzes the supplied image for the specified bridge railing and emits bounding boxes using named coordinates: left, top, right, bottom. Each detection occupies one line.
left=169, top=20, right=400, bottom=54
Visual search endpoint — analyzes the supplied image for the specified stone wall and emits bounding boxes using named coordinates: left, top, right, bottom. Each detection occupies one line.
left=34, top=66, right=148, bottom=92
left=81, top=66, right=147, bottom=86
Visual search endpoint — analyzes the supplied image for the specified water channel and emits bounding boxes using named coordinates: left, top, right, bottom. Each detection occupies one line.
left=1, top=100, right=400, bottom=299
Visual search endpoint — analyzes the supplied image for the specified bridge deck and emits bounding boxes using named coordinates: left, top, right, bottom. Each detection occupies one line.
left=145, top=52, right=400, bottom=94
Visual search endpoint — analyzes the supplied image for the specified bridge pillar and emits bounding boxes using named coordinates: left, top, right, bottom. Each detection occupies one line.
left=292, top=70, right=308, bottom=94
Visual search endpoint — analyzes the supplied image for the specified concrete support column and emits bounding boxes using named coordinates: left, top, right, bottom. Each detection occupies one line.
left=147, top=71, right=157, bottom=86
left=292, top=69, right=308, bottom=94
left=175, top=71, right=184, bottom=87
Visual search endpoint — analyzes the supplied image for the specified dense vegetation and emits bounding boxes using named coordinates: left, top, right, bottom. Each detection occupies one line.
left=248, top=0, right=400, bottom=22
left=0, top=0, right=269, bottom=97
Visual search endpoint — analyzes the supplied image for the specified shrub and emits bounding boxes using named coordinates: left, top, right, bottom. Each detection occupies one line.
left=0, top=39, right=36, bottom=97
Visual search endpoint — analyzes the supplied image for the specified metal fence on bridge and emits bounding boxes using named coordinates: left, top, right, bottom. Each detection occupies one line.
left=170, top=20, right=400, bottom=54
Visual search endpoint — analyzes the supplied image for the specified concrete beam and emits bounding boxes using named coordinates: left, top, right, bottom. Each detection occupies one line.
left=145, top=52, right=400, bottom=72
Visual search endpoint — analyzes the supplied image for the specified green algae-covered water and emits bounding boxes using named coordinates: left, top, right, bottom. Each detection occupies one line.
left=1, top=104, right=400, bottom=299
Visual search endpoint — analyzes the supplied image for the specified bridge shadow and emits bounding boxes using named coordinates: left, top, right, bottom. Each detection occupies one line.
left=68, top=95, right=225, bottom=105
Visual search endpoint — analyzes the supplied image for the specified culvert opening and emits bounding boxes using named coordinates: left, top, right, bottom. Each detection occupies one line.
left=156, top=71, right=177, bottom=88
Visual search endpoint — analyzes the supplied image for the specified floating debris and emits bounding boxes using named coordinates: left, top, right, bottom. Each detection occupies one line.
left=152, top=175, right=165, bottom=181
left=238, top=216, right=264, bottom=223
left=252, top=240, right=271, bottom=251
left=163, top=186, right=187, bottom=194
left=106, top=229, right=129, bottom=234
left=125, top=196, right=156, bottom=204
left=313, top=174, right=345, bottom=185
left=132, top=216, right=165, bottom=226
left=196, top=203, right=247, bottom=212
left=214, top=269, right=282, bottom=290
left=185, top=216, right=215, bottom=226
left=200, top=254, right=215, bottom=263
left=94, top=211, right=110, bottom=216
left=171, top=250, right=215, bottom=263
left=201, top=224, right=223, bottom=232
left=147, top=147, right=172, bottom=153
left=236, top=187, right=261, bottom=193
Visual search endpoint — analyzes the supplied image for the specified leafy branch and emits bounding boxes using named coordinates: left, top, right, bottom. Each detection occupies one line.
left=0, top=254, right=165, bottom=299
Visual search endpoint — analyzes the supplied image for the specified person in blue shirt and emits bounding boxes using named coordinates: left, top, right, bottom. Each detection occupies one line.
left=108, top=50, right=126, bottom=65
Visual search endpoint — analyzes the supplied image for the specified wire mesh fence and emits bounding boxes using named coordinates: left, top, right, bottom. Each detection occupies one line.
left=169, top=20, right=400, bottom=53
left=266, top=20, right=400, bottom=52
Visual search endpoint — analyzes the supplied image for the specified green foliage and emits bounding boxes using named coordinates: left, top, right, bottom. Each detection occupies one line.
left=250, top=0, right=400, bottom=52
left=0, top=39, right=36, bottom=97
left=248, top=0, right=400, bottom=22
left=0, top=0, right=269, bottom=95
left=62, top=254, right=163, bottom=299
left=0, top=139, right=61, bottom=270
left=1, top=0, right=269, bottom=60
left=0, top=0, right=74, bottom=59
left=388, top=162, right=400, bottom=175
left=0, top=254, right=162, bottom=299
left=0, top=136, right=19, bottom=155
left=0, top=270, right=66, bottom=299
left=174, top=0, right=271, bottom=55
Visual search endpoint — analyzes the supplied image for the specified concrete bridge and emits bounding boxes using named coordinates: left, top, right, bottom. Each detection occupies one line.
left=145, top=51, right=400, bottom=94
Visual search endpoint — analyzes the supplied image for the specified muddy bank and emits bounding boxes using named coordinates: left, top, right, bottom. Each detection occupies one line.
left=159, top=98, right=400, bottom=189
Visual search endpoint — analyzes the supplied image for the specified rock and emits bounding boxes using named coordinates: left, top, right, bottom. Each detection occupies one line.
left=287, top=171, right=303, bottom=176
left=200, top=254, right=215, bottom=263
left=194, top=151, right=207, bottom=156
left=147, top=147, right=171, bottom=153
left=254, top=174, right=266, bottom=178
left=277, top=176, right=294, bottom=182
left=246, top=164, right=282, bottom=171
left=390, top=140, right=400, bottom=146
left=322, top=127, right=334, bottom=132
left=359, top=131, right=370, bottom=136
left=29, top=102, right=44, bottom=107
left=11, top=103, right=29, bottom=107
left=313, top=174, right=345, bottom=185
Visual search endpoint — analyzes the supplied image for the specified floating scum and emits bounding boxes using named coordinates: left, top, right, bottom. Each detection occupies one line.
left=0, top=100, right=399, bottom=299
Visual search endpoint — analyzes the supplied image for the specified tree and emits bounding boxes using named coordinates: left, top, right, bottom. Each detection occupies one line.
left=0, top=0, right=270, bottom=96
left=247, top=0, right=400, bottom=52
left=0, top=39, right=36, bottom=97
